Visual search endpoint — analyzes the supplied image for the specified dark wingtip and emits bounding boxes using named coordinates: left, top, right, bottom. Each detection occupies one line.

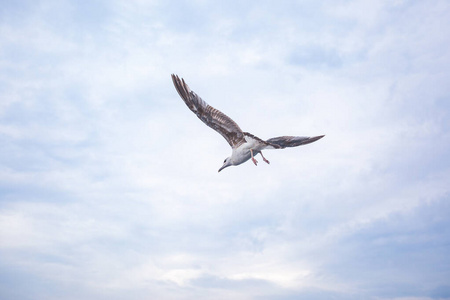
left=171, top=74, right=180, bottom=82
left=309, top=135, right=325, bottom=143
left=171, top=74, right=189, bottom=100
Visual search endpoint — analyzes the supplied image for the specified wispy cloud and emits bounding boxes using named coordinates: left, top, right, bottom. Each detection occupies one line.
left=1, top=0, right=450, bottom=299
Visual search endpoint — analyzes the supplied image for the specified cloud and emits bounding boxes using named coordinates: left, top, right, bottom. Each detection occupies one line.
left=1, top=0, right=450, bottom=299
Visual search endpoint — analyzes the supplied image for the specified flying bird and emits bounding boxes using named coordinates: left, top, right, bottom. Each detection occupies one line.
left=171, top=74, right=324, bottom=172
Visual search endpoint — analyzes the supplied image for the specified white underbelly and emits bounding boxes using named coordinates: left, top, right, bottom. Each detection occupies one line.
left=231, top=143, right=259, bottom=165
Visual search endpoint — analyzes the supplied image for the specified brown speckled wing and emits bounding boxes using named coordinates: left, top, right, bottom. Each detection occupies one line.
left=265, top=135, right=325, bottom=148
left=171, top=74, right=246, bottom=148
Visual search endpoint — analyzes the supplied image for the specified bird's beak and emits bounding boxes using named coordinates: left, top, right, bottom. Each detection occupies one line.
left=218, top=164, right=228, bottom=172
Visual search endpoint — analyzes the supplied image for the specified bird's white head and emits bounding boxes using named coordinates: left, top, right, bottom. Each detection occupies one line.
left=218, top=157, right=232, bottom=172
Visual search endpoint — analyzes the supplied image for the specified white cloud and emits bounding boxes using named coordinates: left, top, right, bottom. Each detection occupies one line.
left=1, top=0, right=450, bottom=299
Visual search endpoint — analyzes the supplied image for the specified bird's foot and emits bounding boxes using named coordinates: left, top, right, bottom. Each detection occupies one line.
left=252, top=157, right=258, bottom=166
left=260, top=151, right=270, bottom=164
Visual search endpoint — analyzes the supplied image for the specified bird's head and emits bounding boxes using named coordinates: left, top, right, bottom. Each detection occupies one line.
left=218, top=157, right=232, bottom=172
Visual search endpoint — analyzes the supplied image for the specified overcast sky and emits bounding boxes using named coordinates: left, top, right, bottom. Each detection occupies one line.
left=1, top=1, right=450, bottom=299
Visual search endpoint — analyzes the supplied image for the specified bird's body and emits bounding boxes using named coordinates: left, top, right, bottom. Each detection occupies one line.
left=171, top=74, right=324, bottom=172
left=230, top=134, right=265, bottom=166
left=231, top=144, right=252, bottom=166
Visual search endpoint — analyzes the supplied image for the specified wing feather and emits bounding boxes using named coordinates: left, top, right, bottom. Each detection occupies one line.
left=266, top=135, right=325, bottom=148
left=171, top=74, right=245, bottom=148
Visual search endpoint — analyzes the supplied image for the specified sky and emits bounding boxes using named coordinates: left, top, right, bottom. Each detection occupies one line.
left=1, top=0, right=450, bottom=299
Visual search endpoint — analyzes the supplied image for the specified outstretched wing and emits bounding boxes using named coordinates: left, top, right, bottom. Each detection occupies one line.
left=171, top=74, right=246, bottom=148
left=266, top=135, right=325, bottom=149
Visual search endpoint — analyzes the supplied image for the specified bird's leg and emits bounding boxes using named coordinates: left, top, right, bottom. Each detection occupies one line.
left=260, top=151, right=270, bottom=164
left=250, top=149, right=258, bottom=166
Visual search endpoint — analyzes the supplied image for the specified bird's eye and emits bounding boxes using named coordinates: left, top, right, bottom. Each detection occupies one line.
left=223, top=158, right=227, bottom=163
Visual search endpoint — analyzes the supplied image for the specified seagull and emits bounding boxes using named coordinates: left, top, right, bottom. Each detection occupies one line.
left=171, top=74, right=324, bottom=172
